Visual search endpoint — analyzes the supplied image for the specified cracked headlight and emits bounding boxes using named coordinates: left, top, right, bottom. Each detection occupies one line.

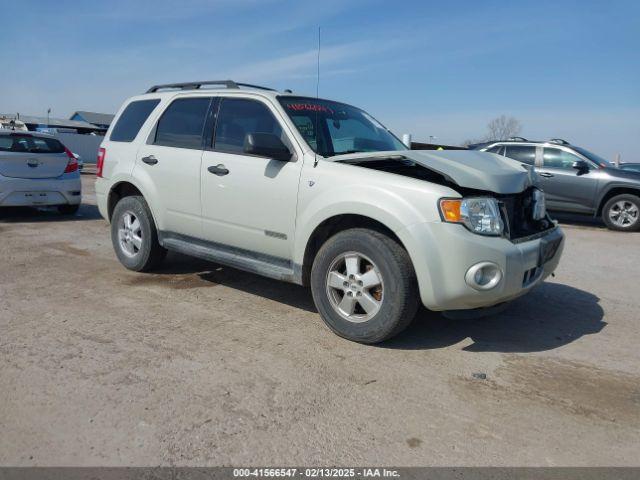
left=439, top=197, right=504, bottom=236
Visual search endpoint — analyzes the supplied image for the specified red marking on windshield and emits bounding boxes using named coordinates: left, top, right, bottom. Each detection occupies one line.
left=286, top=103, right=334, bottom=114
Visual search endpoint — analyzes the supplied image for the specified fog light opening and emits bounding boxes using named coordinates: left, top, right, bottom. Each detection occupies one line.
left=465, top=262, right=503, bottom=291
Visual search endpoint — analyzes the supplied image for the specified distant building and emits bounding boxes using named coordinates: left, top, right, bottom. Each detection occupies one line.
left=0, top=113, right=106, bottom=163
left=69, top=111, right=115, bottom=130
left=0, top=113, right=104, bottom=134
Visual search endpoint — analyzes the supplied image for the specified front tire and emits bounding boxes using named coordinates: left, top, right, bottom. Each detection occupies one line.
left=111, top=195, right=166, bottom=272
left=602, top=194, right=640, bottom=231
left=310, top=228, right=419, bottom=344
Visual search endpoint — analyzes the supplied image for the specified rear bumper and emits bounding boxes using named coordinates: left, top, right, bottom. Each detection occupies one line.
left=399, top=222, right=565, bottom=311
left=95, top=177, right=109, bottom=221
left=0, top=174, right=81, bottom=207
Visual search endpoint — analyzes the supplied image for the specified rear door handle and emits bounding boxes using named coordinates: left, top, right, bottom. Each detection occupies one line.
left=538, top=172, right=554, bottom=178
left=208, top=164, right=229, bottom=176
left=141, top=155, right=158, bottom=165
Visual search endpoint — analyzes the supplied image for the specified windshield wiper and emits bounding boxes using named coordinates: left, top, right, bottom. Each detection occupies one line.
left=332, top=150, right=367, bottom=156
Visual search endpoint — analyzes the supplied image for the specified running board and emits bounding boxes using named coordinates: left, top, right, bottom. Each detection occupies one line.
left=158, top=232, right=299, bottom=283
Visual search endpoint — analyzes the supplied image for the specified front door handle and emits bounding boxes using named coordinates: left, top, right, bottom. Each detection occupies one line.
left=141, top=155, right=158, bottom=165
left=208, top=164, right=229, bottom=176
left=538, top=172, right=554, bottom=178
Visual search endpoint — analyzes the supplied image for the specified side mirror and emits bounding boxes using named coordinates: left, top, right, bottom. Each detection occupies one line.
left=572, top=160, right=589, bottom=173
left=244, top=133, right=292, bottom=162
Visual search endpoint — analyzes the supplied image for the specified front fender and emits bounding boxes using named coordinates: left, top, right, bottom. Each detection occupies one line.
left=595, top=183, right=640, bottom=215
left=293, top=184, right=430, bottom=265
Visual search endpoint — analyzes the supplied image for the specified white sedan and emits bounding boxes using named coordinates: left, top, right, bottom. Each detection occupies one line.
left=0, top=130, right=82, bottom=214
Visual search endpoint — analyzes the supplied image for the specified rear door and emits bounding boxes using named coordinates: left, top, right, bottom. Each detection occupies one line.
left=133, top=96, right=212, bottom=238
left=537, top=147, right=600, bottom=213
left=0, top=133, right=69, bottom=179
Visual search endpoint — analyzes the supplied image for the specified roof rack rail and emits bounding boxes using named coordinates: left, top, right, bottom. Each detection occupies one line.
left=549, top=138, right=570, bottom=145
left=507, top=136, right=528, bottom=142
left=145, top=80, right=277, bottom=93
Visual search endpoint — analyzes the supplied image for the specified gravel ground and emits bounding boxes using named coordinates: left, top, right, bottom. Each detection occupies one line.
left=0, top=175, right=638, bottom=466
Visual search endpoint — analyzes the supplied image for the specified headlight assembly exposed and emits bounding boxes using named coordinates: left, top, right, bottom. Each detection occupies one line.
left=439, top=197, right=504, bottom=236
left=532, top=188, right=547, bottom=220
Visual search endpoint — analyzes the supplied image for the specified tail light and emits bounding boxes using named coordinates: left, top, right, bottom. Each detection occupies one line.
left=64, top=147, right=79, bottom=173
left=96, top=147, right=106, bottom=178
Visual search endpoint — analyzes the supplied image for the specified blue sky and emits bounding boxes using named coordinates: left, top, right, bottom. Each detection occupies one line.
left=1, top=0, right=638, bottom=160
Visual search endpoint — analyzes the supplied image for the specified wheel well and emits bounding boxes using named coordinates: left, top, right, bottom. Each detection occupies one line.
left=107, top=182, right=143, bottom=221
left=597, top=188, right=640, bottom=216
left=300, top=214, right=405, bottom=286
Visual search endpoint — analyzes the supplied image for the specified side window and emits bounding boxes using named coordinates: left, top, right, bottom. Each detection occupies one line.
left=154, top=97, right=211, bottom=149
left=504, top=145, right=536, bottom=165
left=543, top=148, right=581, bottom=169
left=487, top=145, right=504, bottom=155
left=214, top=98, right=283, bottom=154
left=110, top=99, right=160, bottom=142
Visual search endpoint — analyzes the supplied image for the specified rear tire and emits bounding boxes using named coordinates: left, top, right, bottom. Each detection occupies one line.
left=310, top=228, right=419, bottom=344
left=602, top=194, right=640, bottom=232
left=58, top=204, right=80, bottom=215
left=111, top=195, right=166, bottom=272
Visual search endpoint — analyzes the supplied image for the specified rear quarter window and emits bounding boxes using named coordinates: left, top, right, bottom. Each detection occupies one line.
left=110, top=99, right=161, bottom=142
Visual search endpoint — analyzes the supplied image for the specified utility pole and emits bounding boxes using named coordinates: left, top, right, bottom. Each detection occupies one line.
left=47, top=108, right=51, bottom=126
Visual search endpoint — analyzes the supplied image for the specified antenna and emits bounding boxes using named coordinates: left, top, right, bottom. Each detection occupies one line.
left=314, top=26, right=321, bottom=168
left=316, top=26, right=321, bottom=98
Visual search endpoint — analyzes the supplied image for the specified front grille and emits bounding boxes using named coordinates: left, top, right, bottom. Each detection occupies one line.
left=499, top=188, right=553, bottom=241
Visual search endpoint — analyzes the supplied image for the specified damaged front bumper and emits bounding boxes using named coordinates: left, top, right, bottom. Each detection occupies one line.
left=398, top=221, right=565, bottom=312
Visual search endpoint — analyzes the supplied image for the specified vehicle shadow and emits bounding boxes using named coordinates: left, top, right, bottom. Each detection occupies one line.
left=154, top=252, right=317, bottom=312
left=0, top=204, right=102, bottom=222
left=155, top=253, right=605, bottom=353
left=384, top=282, right=606, bottom=352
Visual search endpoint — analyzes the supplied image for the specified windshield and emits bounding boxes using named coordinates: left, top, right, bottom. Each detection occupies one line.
left=572, top=146, right=612, bottom=167
left=278, top=96, right=406, bottom=157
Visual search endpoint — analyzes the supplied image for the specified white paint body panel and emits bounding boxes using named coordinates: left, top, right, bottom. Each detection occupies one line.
left=96, top=88, right=564, bottom=312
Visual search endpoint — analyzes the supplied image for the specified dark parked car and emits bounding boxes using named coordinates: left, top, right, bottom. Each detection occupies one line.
left=474, top=138, right=640, bottom=231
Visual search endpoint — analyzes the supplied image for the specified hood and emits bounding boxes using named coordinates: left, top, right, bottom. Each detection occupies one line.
left=330, top=149, right=536, bottom=194
left=604, top=166, right=640, bottom=183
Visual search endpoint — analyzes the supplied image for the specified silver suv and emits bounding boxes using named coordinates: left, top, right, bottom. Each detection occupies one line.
left=96, top=80, right=564, bottom=343
left=475, top=138, right=640, bottom=231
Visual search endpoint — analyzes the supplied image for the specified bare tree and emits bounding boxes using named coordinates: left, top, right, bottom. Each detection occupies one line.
left=485, top=115, right=522, bottom=141
left=461, top=138, right=482, bottom=147
left=460, top=115, right=523, bottom=147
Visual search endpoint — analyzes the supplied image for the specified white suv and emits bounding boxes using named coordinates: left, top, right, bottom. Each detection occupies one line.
left=96, top=80, right=564, bottom=343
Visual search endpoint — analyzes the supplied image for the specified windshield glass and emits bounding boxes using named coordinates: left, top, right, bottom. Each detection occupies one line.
left=572, top=146, right=612, bottom=167
left=278, top=96, right=406, bottom=157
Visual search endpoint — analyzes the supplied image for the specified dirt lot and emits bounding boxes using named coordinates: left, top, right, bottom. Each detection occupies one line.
left=1, top=175, right=639, bottom=467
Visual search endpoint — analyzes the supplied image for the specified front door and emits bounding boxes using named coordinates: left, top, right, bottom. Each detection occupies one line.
left=200, top=97, right=302, bottom=259
left=536, top=147, right=600, bottom=213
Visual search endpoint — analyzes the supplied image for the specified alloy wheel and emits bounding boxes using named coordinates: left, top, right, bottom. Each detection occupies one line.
left=118, top=211, right=143, bottom=258
left=325, top=251, right=384, bottom=323
left=609, top=200, right=639, bottom=228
